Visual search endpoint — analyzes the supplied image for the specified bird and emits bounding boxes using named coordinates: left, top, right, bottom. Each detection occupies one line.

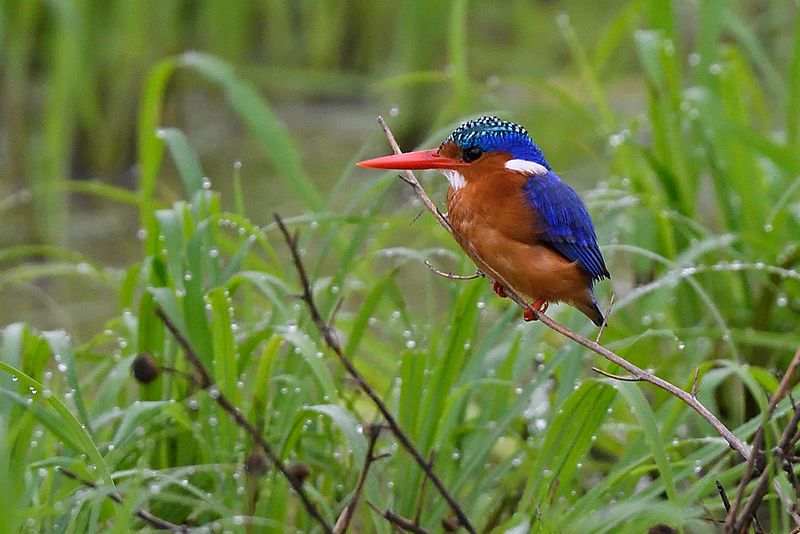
left=357, top=115, right=610, bottom=326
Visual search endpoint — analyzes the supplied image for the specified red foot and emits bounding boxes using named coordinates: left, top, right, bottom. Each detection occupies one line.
left=492, top=281, right=507, bottom=298
left=523, top=299, right=549, bottom=322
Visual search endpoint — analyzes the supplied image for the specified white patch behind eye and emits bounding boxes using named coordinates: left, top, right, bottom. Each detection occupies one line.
left=505, top=159, right=549, bottom=176
left=440, top=169, right=467, bottom=190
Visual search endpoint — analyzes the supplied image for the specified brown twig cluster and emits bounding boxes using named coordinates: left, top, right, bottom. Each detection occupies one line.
left=367, top=501, right=433, bottom=534
left=724, top=347, right=800, bottom=531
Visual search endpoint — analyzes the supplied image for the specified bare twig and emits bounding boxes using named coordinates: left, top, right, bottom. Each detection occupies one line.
left=591, top=366, right=642, bottom=382
left=367, top=502, right=433, bottom=534
left=334, top=423, right=385, bottom=534
left=156, top=309, right=333, bottom=534
left=274, top=214, right=477, bottom=534
left=155, top=312, right=212, bottom=388
left=413, top=451, right=437, bottom=525
left=57, top=466, right=186, bottom=532
left=595, top=290, right=615, bottom=343
left=424, top=259, right=483, bottom=280
left=328, top=296, right=345, bottom=329
left=691, top=369, right=701, bottom=398
left=374, top=116, right=751, bottom=462
left=716, top=481, right=731, bottom=513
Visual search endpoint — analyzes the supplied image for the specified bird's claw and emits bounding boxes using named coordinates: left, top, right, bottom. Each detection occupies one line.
left=523, top=299, right=549, bottom=322
left=492, top=281, right=507, bottom=298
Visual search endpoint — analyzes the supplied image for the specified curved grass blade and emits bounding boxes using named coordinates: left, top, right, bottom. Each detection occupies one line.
left=0, top=361, right=115, bottom=491
left=616, top=383, right=678, bottom=505
left=158, top=127, right=205, bottom=197
left=43, top=330, right=93, bottom=438
left=520, top=380, right=617, bottom=509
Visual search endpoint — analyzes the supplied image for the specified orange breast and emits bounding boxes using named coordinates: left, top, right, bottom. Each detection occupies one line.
left=445, top=165, right=592, bottom=304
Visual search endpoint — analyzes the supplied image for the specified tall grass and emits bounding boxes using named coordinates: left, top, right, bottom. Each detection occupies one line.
left=1, top=0, right=800, bottom=532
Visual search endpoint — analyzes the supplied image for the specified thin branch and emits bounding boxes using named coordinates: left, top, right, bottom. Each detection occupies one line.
left=591, top=366, right=642, bottom=382
left=57, top=467, right=186, bottom=532
left=156, top=309, right=333, bottom=534
left=160, top=365, right=197, bottom=381
left=424, top=259, right=483, bottom=280
left=374, top=116, right=751, bottom=462
left=274, top=214, right=477, bottom=534
left=328, top=296, right=345, bottom=329
left=155, top=312, right=212, bottom=388
left=333, top=423, right=385, bottom=534
left=716, top=481, right=731, bottom=513
left=367, top=502, right=433, bottom=534
left=414, top=451, right=437, bottom=525
left=595, top=290, right=615, bottom=343
left=691, top=369, right=701, bottom=398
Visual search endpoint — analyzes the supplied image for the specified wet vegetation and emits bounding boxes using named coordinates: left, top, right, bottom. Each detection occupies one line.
left=2, top=0, right=800, bottom=532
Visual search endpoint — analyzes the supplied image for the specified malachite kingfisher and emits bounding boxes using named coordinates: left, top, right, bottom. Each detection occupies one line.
left=358, top=116, right=610, bottom=326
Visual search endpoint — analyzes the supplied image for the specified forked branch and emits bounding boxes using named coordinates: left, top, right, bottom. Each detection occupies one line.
left=274, top=214, right=477, bottom=534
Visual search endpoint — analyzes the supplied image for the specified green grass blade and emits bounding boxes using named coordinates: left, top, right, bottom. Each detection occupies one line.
left=521, top=380, right=617, bottom=509
left=0, top=361, right=115, bottom=490
left=788, top=17, right=800, bottom=149
left=179, top=52, right=323, bottom=211
left=617, top=383, right=678, bottom=505
left=137, top=57, right=177, bottom=253
left=158, top=127, right=205, bottom=197
left=42, top=330, right=94, bottom=438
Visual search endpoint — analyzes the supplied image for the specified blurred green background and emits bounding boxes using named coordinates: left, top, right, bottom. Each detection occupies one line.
left=0, top=1, right=750, bottom=328
left=2, top=0, right=800, bottom=531
left=2, top=0, right=798, bottom=338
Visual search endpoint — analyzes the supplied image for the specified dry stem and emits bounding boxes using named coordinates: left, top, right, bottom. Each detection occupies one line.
left=333, top=424, right=385, bottom=533
left=367, top=502, right=433, bottom=534
left=594, top=290, right=615, bottom=343
left=57, top=467, right=186, bottom=532
left=156, top=309, right=333, bottom=534
left=424, top=259, right=483, bottom=280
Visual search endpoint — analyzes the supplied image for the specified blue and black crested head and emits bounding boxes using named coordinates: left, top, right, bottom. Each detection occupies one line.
left=442, top=116, right=550, bottom=169
left=357, top=115, right=552, bottom=179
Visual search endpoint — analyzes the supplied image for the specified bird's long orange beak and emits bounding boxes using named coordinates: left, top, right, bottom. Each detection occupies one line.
left=357, top=149, right=467, bottom=170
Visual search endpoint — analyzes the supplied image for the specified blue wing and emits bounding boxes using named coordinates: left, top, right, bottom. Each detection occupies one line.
left=523, top=172, right=609, bottom=282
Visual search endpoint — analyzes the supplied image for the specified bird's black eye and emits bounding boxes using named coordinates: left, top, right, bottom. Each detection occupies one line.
left=462, top=146, right=483, bottom=163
